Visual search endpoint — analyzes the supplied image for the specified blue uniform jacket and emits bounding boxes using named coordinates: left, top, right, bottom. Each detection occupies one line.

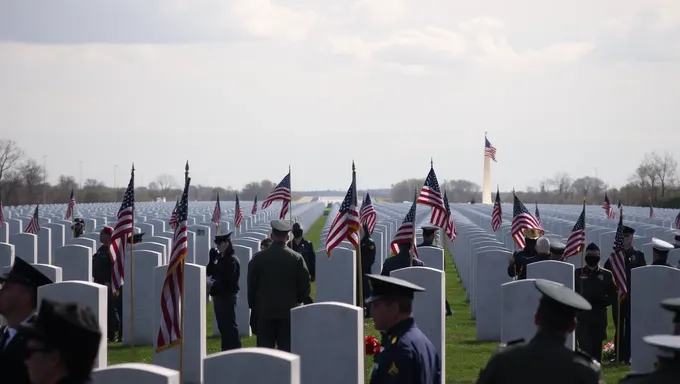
left=370, top=318, right=441, bottom=384
left=381, top=250, right=424, bottom=276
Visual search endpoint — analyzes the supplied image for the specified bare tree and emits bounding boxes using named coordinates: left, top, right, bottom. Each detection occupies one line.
left=19, top=159, right=45, bottom=201
left=549, top=172, right=572, bottom=196
left=155, top=174, right=178, bottom=197
left=0, top=139, right=24, bottom=187
left=648, top=152, right=678, bottom=197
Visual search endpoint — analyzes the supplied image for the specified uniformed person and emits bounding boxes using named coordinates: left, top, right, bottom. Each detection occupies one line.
left=358, top=223, right=376, bottom=317
left=207, top=232, right=241, bottom=351
left=660, top=297, right=680, bottom=335
left=365, top=274, right=441, bottom=384
left=381, top=240, right=424, bottom=276
left=92, top=226, right=121, bottom=342
left=248, top=220, right=311, bottom=352
left=288, top=222, right=316, bottom=282
left=71, top=218, right=85, bottom=238
left=507, top=228, right=540, bottom=280
left=20, top=299, right=102, bottom=384
left=550, top=241, right=567, bottom=261
left=250, top=238, right=273, bottom=336
left=0, top=258, right=54, bottom=384
left=618, top=335, right=680, bottom=383
left=604, top=225, right=646, bottom=363
left=575, top=243, right=617, bottom=362
left=650, top=238, right=675, bottom=266
left=476, top=279, right=602, bottom=384
left=417, top=226, right=453, bottom=316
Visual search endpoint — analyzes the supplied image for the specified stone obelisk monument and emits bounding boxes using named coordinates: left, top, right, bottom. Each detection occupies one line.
left=482, top=133, right=492, bottom=204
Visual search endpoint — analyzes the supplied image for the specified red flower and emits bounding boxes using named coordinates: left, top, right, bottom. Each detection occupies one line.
left=365, top=335, right=381, bottom=355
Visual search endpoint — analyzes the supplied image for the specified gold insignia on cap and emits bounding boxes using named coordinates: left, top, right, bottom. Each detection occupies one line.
left=391, top=336, right=398, bottom=344
left=388, top=362, right=399, bottom=376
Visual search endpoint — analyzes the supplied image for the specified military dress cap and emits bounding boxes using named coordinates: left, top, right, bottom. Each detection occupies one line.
left=214, top=232, right=233, bottom=244
left=652, top=237, right=675, bottom=252
left=643, top=335, right=680, bottom=353
left=292, top=222, right=303, bottom=231
left=73, top=218, right=85, bottom=224
left=660, top=297, right=680, bottom=323
left=0, top=258, right=53, bottom=288
left=534, top=279, right=592, bottom=312
left=522, top=228, right=541, bottom=240
left=622, top=226, right=636, bottom=235
left=549, top=241, right=566, bottom=255
left=19, top=299, right=102, bottom=362
left=365, top=274, right=425, bottom=304
left=421, top=225, right=439, bottom=235
left=270, top=219, right=293, bottom=232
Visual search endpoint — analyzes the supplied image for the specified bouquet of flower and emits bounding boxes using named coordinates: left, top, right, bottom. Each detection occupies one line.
left=602, top=341, right=615, bottom=361
left=365, top=335, right=381, bottom=356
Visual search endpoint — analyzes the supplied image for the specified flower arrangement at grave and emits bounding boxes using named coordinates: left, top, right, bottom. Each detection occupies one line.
left=365, top=335, right=381, bottom=356
left=602, top=341, right=615, bottom=360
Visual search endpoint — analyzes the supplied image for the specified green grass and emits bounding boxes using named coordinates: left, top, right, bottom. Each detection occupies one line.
left=107, top=213, right=632, bottom=383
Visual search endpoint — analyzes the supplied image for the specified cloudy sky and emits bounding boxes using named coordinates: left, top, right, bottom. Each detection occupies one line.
left=1, top=0, right=679, bottom=192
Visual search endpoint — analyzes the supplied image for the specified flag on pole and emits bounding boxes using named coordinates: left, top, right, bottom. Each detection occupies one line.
left=443, top=190, right=457, bottom=241
left=359, top=192, right=377, bottom=235
left=534, top=202, right=541, bottom=226
left=24, top=205, right=40, bottom=234
left=491, top=186, right=502, bottom=232
left=251, top=195, right=258, bottom=215
left=610, top=212, right=628, bottom=302
left=602, top=192, right=615, bottom=219
left=234, top=193, right=244, bottom=229
left=0, top=198, right=4, bottom=229
left=65, top=188, right=76, bottom=220
left=109, top=170, right=135, bottom=294
left=484, top=136, right=497, bottom=162
left=563, top=202, right=586, bottom=259
left=156, top=176, right=191, bottom=351
left=649, top=201, right=654, bottom=218
left=417, top=166, right=447, bottom=228
left=391, top=200, right=418, bottom=256
left=169, top=197, right=180, bottom=229
left=261, top=172, right=291, bottom=220
left=211, top=194, right=221, bottom=224
left=325, top=164, right=360, bottom=256
left=511, top=193, right=542, bottom=248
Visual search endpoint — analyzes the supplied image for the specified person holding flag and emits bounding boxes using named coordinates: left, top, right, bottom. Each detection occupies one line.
left=417, top=225, right=453, bottom=317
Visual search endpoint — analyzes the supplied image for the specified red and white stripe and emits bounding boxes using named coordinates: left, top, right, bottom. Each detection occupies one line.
left=109, top=206, right=133, bottom=293
left=156, top=218, right=188, bottom=350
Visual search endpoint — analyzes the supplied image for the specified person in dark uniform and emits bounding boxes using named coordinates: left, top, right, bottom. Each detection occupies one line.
left=92, top=226, right=121, bottom=342
left=476, top=279, right=602, bottom=384
left=71, top=218, right=85, bottom=238
left=248, top=220, right=311, bottom=352
left=550, top=241, right=567, bottom=261
left=661, top=297, right=680, bottom=335
left=20, top=299, right=102, bottom=384
left=604, top=225, right=646, bottom=363
left=288, top=222, right=316, bottom=282
left=250, top=238, right=273, bottom=336
left=0, top=258, right=53, bottom=384
left=417, top=225, right=453, bottom=316
left=507, top=228, right=540, bottom=280
left=381, top=240, right=424, bottom=276
left=358, top=223, right=376, bottom=317
left=574, top=243, right=617, bottom=362
left=650, top=238, right=675, bottom=266
left=618, top=335, right=680, bottom=383
left=207, top=232, right=241, bottom=351
left=365, top=274, right=441, bottom=384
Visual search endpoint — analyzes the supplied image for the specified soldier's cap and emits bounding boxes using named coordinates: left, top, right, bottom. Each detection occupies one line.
left=214, top=232, right=233, bottom=244
left=522, top=228, right=542, bottom=240
left=652, top=237, right=674, bottom=253
left=365, top=274, right=425, bottom=304
left=292, top=222, right=303, bottom=231
left=73, top=218, right=85, bottom=225
left=643, top=335, right=680, bottom=354
left=534, top=279, right=591, bottom=314
left=549, top=241, right=566, bottom=255
left=660, top=297, right=680, bottom=323
left=270, top=219, right=293, bottom=233
left=421, top=225, right=439, bottom=235
left=128, top=233, right=145, bottom=244
left=19, top=299, right=101, bottom=363
left=622, top=226, right=635, bottom=235
left=0, top=258, right=53, bottom=288
left=585, top=242, right=600, bottom=252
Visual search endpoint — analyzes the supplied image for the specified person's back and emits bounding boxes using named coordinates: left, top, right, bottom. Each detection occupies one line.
left=382, top=244, right=424, bottom=276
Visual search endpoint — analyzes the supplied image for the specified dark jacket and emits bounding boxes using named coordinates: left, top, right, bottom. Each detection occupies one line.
left=476, top=331, right=602, bottom=384
left=618, top=357, right=680, bottom=383
left=0, top=316, right=36, bottom=384
left=369, top=318, right=441, bottom=384
left=603, top=247, right=646, bottom=308
left=288, top=238, right=316, bottom=281
left=507, top=249, right=538, bottom=280
left=361, top=235, right=377, bottom=275
left=575, top=266, right=616, bottom=338
left=92, top=245, right=112, bottom=284
left=248, top=241, right=311, bottom=320
left=381, top=249, right=424, bottom=276
left=206, top=248, right=240, bottom=296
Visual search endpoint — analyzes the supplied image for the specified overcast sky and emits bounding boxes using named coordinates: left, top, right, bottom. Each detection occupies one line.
left=1, top=0, right=678, bottom=191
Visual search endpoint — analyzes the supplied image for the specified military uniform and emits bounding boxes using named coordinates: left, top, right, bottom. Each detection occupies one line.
left=19, top=299, right=102, bottom=383
left=288, top=223, right=316, bottom=282
left=381, top=246, right=424, bottom=276
left=660, top=297, right=680, bottom=335
left=0, top=258, right=53, bottom=384
left=476, top=279, right=602, bottom=384
left=92, top=242, right=120, bottom=342
left=207, top=233, right=242, bottom=351
left=248, top=220, right=311, bottom=352
left=358, top=233, right=376, bottom=310
left=574, top=265, right=617, bottom=362
left=507, top=229, right=540, bottom=280
left=71, top=218, right=85, bottom=238
left=603, top=226, right=646, bottom=362
left=366, top=275, right=441, bottom=384
left=418, top=226, right=453, bottom=316
left=618, top=335, right=680, bottom=383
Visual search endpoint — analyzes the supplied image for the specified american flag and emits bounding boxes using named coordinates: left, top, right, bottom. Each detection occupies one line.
left=109, top=172, right=135, bottom=294
left=491, top=187, right=502, bottom=232
left=234, top=193, right=244, bottom=229
left=649, top=201, right=654, bottom=218
left=156, top=176, right=190, bottom=352
left=261, top=172, right=291, bottom=220
left=169, top=197, right=179, bottom=229
left=251, top=195, right=258, bottom=215
left=211, top=194, right=221, bottom=224
left=325, top=168, right=360, bottom=256
left=390, top=199, right=418, bottom=257
left=674, top=211, right=680, bottom=230
left=360, top=192, right=377, bottom=235
left=617, top=199, right=622, bottom=210
left=418, top=167, right=447, bottom=228
left=443, top=190, right=457, bottom=241
left=65, top=188, right=76, bottom=220
left=484, top=136, right=497, bottom=162
left=24, top=205, right=40, bottom=234
left=511, top=193, right=542, bottom=248
left=602, top=192, right=615, bottom=219
left=0, top=198, right=5, bottom=229
left=610, top=213, right=628, bottom=302
left=534, top=202, right=541, bottom=226
left=564, top=202, right=586, bottom=259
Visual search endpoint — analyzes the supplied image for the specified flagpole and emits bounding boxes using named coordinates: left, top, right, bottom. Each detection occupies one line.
left=430, top=158, right=438, bottom=247
left=615, top=205, right=623, bottom=364
left=128, top=164, right=136, bottom=361
left=288, top=165, right=293, bottom=225
left=179, top=161, right=189, bottom=382
left=353, top=162, right=364, bottom=311
left=410, top=188, right=417, bottom=267
left=579, top=197, right=586, bottom=293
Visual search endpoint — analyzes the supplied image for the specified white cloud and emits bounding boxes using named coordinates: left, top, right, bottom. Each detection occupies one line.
left=354, top=0, right=408, bottom=25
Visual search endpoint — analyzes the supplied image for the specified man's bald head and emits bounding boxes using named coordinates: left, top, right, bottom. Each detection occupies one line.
left=536, top=237, right=551, bottom=254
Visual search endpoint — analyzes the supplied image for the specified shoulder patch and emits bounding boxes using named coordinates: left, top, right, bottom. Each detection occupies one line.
left=369, top=245, right=375, bottom=250
left=387, top=362, right=399, bottom=376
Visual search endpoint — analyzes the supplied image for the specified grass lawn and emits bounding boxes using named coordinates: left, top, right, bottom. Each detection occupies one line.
left=107, top=211, right=632, bottom=383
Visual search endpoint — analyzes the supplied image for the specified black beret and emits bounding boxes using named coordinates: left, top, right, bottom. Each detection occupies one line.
left=585, top=243, right=600, bottom=252
left=622, top=226, right=635, bottom=235
left=214, top=232, right=233, bottom=244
